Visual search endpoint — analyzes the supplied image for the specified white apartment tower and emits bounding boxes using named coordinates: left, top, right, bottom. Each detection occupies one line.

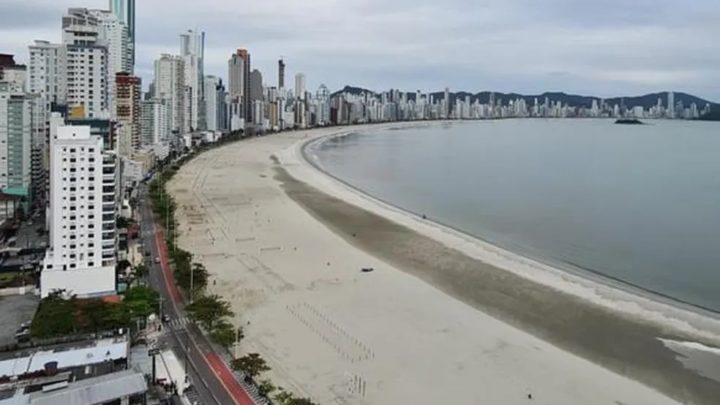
left=28, top=41, right=67, bottom=106
left=140, top=99, right=168, bottom=146
left=154, top=54, right=185, bottom=133
left=41, top=113, right=117, bottom=298
left=62, top=8, right=110, bottom=118
left=180, top=30, right=205, bottom=132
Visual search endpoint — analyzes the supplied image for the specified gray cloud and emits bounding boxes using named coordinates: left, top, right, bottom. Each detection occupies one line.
left=1, top=0, right=719, bottom=101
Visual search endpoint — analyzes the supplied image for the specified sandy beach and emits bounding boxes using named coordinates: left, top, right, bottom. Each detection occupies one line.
left=168, top=123, right=720, bottom=405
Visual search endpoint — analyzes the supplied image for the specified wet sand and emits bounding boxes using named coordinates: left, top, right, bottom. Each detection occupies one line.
left=168, top=124, right=720, bottom=404
left=276, top=165, right=720, bottom=404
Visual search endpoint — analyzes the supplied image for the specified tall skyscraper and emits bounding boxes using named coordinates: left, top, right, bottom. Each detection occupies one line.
left=295, top=73, right=306, bottom=101
left=278, top=58, right=285, bottom=89
left=444, top=87, right=450, bottom=119
left=89, top=9, right=130, bottom=115
left=109, top=0, right=135, bottom=72
left=228, top=49, right=251, bottom=125
left=667, top=91, right=675, bottom=119
left=153, top=54, right=185, bottom=133
left=140, top=99, right=168, bottom=146
left=41, top=113, right=117, bottom=298
left=115, top=72, right=141, bottom=157
left=180, top=30, right=205, bottom=132
left=62, top=8, right=110, bottom=119
left=294, top=73, right=307, bottom=128
left=203, top=75, right=225, bottom=132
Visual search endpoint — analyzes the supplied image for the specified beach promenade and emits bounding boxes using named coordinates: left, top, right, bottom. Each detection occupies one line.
left=167, top=124, right=720, bottom=404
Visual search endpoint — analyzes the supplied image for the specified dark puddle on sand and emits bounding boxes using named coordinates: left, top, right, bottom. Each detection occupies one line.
left=660, top=339, right=720, bottom=382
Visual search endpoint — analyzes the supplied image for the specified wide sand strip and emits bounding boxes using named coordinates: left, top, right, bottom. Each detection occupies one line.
left=168, top=124, right=720, bottom=405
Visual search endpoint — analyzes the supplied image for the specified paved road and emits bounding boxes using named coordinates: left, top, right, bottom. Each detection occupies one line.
left=138, top=184, right=258, bottom=405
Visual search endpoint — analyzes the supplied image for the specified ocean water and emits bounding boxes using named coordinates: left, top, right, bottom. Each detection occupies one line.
left=309, top=119, right=720, bottom=313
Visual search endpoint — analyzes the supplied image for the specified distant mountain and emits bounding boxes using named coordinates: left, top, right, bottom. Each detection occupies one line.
left=332, top=86, right=718, bottom=110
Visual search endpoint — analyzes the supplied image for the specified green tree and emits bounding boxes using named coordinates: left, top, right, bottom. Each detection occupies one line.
left=257, top=380, right=276, bottom=397
left=30, top=291, right=76, bottom=338
left=287, top=399, right=319, bottom=405
left=124, top=286, right=160, bottom=319
left=186, top=294, right=233, bottom=330
left=209, top=320, right=241, bottom=348
left=230, top=353, right=270, bottom=378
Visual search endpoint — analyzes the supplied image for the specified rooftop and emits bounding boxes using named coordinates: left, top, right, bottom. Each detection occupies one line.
left=0, top=338, right=128, bottom=380
left=0, top=369, right=146, bottom=405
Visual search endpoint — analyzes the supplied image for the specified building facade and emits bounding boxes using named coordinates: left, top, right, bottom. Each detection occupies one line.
left=115, top=72, right=141, bottom=157
left=153, top=54, right=185, bottom=133
left=41, top=113, right=117, bottom=298
left=228, top=49, right=251, bottom=127
left=109, top=0, right=135, bottom=71
left=90, top=9, right=130, bottom=116
left=180, top=30, right=205, bottom=132
left=140, top=98, right=168, bottom=146
left=62, top=8, right=110, bottom=119
left=28, top=41, right=67, bottom=106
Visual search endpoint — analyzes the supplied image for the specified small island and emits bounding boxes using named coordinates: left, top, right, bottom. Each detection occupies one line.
left=615, top=118, right=645, bottom=125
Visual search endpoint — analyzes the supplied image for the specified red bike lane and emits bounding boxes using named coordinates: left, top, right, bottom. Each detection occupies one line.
left=153, top=226, right=256, bottom=405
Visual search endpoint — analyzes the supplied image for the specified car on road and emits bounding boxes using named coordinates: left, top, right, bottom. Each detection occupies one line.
left=155, top=257, right=161, bottom=264
left=161, top=314, right=170, bottom=323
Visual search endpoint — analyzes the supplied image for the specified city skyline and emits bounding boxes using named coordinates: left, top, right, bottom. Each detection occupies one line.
left=1, top=0, right=719, bottom=101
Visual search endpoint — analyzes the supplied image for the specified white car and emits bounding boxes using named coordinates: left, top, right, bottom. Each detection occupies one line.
left=154, top=257, right=161, bottom=264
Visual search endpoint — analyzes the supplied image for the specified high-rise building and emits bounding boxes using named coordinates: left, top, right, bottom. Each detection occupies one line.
left=316, top=84, right=331, bottom=126
left=41, top=113, right=117, bottom=298
left=140, top=99, right=168, bottom=146
left=89, top=9, right=130, bottom=115
left=62, top=8, right=110, bottom=119
left=444, top=87, right=450, bottom=119
left=28, top=41, right=67, bottom=106
left=2, top=55, right=48, bottom=213
left=295, top=73, right=306, bottom=101
left=228, top=49, right=251, bottom=125
left=667, top=91, right=675, bottom=119
left=294, top=73, right=307, bottom=128
left=180, top=30, right=205, bottom=132
left=153, top=54, right=185, bottom=133
left=203, top=75, right=226, bottom=132
left=278, top=58, right=285, bottom=89
left=115, top=72, right=141, bottom=157
left=109, top=0, right=135, bottom=72
left=249, top=69, right=263, bottom=126
left=0, top=84, right=34, bottom=216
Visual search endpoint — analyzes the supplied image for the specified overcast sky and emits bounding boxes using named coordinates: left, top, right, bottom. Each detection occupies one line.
left=2, top=0, right=719, bottom=101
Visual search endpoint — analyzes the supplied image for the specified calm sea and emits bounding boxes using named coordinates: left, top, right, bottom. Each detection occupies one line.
left=309, top=119, right=720, bottom=313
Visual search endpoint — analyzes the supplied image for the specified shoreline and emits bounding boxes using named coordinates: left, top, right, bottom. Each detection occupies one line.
left=168, top=122, right=720, bottom=404
left=301, top=127, right=720, bottom=325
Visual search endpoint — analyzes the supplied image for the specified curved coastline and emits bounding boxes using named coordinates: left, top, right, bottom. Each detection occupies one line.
left=297, top=125, right=720, bottom=338
left=169, top=123, right=720, bottom=404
